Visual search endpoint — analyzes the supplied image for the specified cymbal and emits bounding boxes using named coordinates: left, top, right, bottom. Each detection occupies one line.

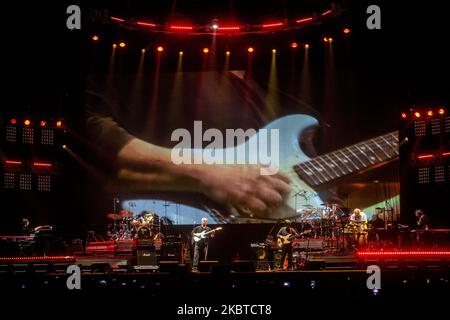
left=119, top=210, right=133, bottom=217
left=107, top=213, right=122, bottom=220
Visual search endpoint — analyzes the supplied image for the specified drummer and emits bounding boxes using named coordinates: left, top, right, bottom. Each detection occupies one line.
left=349, top=208, right=368, bottom=247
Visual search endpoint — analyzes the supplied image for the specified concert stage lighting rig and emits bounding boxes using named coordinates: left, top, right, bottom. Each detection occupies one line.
left=399, top=107, right=450, bottom=226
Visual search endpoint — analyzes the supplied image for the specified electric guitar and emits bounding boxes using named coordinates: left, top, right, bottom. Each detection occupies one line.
left=201, top=114, right=399, bottom=221
left=193, top=227, right=223, bottom=242
left=277, top=230, right=312, bottom=247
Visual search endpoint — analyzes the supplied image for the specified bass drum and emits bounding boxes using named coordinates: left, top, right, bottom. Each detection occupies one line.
left=136, top=226, right=153, bottom=240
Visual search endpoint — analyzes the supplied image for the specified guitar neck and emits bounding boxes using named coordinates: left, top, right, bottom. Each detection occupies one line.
left=294, top=131, right=399, bottom=187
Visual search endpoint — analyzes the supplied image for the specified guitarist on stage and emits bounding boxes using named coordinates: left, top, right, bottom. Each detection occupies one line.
left=277, top=220, right=298, bottom=271
left=191, top=218, right=215, bottom=272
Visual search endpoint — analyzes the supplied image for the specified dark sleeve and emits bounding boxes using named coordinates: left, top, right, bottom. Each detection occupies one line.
left=86, top=90, right=134, bottom=156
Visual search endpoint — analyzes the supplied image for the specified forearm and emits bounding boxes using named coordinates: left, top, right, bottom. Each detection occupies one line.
left=115, top=138, right=206, bottom=193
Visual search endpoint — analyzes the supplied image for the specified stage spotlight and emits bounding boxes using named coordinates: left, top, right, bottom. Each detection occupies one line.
left=323, top=37, right=328, bottom=42
left=401, top=112, right=407, bottom=119
left=203, top=48, right=209, bottom=53
left=157, top=46, right=164, bottom=52
left=427, top=110, right=433, bottom=116
left=328, top=37, right=333, bottom=42
left=272, top=49, right=277, bottom=54
left=211, top=24, right=218, bottom=30
left=62, top=145, right=67, bottom=149
left=414, top=112, right=421, bottom=118
left=10, top=118, right=17, bottom=124
left=24, top=119, right=31, bottom=126
left=92, top=35, right=99, bottom=41
left=40, top=121, right=46, bottom=127
left=343, top=28, right=351, bottom=34
left=247, top=47, right=254, bottom=53
left=438, top=108, right=445, bottom=115
left=226, top=51, right=231, bottom=56
left=291, top=42, right=298, bottom=48
left=141, top=49, right=146, bottom=53
left=119, top=42, right=126, bottom=48
left=112, top=44, right=117, bottom=48
left=56, top=120, right=63, bottom=127
left=304, top=44, right=310, bottom=49
left=179, top=51, right=183, bottom=56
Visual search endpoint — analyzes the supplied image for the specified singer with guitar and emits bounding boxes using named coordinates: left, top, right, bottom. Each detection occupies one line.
left=277, top=220, right=299, bottom=271
left=191, top=218, right=219, bottom=272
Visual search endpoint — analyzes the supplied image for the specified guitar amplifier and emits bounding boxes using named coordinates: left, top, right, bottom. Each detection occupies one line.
left=136, top=240, right=156, bottom=266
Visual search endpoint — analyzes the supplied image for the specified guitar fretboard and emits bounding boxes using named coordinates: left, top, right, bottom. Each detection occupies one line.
left=294, top=131, right=399, bottom=187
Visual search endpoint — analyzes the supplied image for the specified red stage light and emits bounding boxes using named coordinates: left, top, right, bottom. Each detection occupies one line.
left=291, top=42, right=298, bottom=48
left=442, top=152, right=450, bottom=156
left=262, top=22, right=284, bottom=28
left=33, top=162, right=52, bottom=167
left=217, top=26, right=240, bottom=31
left=10, top=118, right=17, bottom=124
left=0, top=256, right=75, bottom=262
left=438, top=108, right=445, bottom=115
left=157, top=46, right=164, bottom=52
left=321, top=9, right=332, bottom=16
left=110, top=17, right=125, bottom=23
left=92, top=35, right=99, bottom=41
left=170, top=25, right=193, bottom=30
left=56, top=120, right=62, bottom=127
left=343, top=28, right=351, bottom=34
left=414, top=111, right=421, bottom=118
left=296, top=17, right=313, bottom=23
left=427, top=110, right=433, bottom=116
left=40, top=121, right=46, bottom=127
left=401, top=113, right=407, bottom=119
left=5, top=160, right=22, bottom=165
left=357, top=251, right=450, bottom=257
left=247, top=47, right=254, bottom=53
left=417, top=154, right=433, bottom=159
left=136, top=21, right=156, bottom=27
left=24, top=119, right=31, bottom=126
left=203, top=48, right=209, bottom=54
left=119, top=42, right=126, bottom=48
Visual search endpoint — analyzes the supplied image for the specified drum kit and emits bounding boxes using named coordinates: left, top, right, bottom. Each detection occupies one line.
left=295, top=203, right=345, bottom=238
left=106, top=210, right=161, bottom=241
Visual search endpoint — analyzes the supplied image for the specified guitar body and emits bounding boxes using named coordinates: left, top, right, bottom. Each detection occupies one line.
left=187, top=114, right=322, bottom=221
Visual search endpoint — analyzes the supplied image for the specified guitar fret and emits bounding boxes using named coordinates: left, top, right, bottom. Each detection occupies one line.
left=313, top=158, right=338, bottom=180
left=305, top=160, right=329, bottom=183
left=346, top=147, right=366, bottom=167
left=339, top=150, right=360, bottom=170
left=362, top=141, right=383, bottom=162
left=328, top=152, right=352, bottom=173
left=324, top=154, right=346, bottom=177
left=380, top=136, right=398, bottom=156
left=296, top=163, right=321, bottom=186
left=373, top=138, right=391, bottom=158
left=354, top=144, right=375, bottom=165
